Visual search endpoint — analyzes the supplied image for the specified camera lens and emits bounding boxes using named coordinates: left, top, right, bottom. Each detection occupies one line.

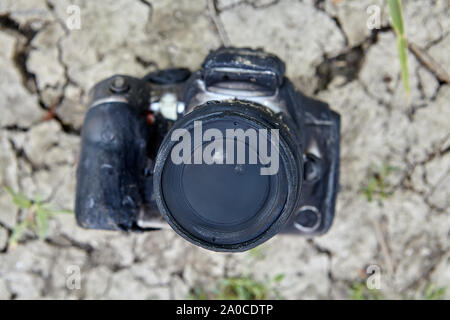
left=153, top=101, right=303, bottom=251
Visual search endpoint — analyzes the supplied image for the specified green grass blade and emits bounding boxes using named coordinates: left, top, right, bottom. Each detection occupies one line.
left=36, top=206, right=50, bottom=240
left=8, top=221, right=29, bottom=249
left=53, top=209, right=74, bottom=215
left=424, top=284, right=446, bottom=300
left=41, top=202, right=74, bottom=215
left=273, top=273, right=285, bottom=283
left=397, top=36, right=410, bottom=93
left=388, top=0, right=410, bottom=93
left=4, top=187, right=32, bottom=209
left=388, top=0, right=404, bottom=35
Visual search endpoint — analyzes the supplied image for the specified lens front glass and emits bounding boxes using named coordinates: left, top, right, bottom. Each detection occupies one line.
left=160, top=115, right=288, bottom=246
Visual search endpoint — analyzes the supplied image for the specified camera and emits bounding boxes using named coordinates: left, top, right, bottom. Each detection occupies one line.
left=75, top=47, right=340, bottom=252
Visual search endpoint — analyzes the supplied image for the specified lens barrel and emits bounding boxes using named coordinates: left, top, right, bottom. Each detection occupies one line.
left=153, top=100, right=303, bottom=251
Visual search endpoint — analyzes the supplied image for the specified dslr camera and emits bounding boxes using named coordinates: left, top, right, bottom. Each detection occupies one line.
left=75, top=47, right=340, bottom=252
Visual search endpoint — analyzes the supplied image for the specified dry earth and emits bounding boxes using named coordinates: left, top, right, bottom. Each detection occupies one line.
left=0, top=0, right=449, bottom=299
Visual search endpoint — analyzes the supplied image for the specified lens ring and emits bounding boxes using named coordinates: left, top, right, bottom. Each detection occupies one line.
left=153, top=100, right=303, bottom=252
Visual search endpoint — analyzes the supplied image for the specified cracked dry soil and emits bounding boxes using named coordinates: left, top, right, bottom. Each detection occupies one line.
left=0, top=0, right=449, bottom=300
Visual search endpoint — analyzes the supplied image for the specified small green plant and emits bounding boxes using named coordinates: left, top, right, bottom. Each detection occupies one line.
left=217, top=276, right=269, bottom=300
left=387, top=0, right=410, bottom=94
left=188, top=287, right=209, bottom=300
left=423, top=284, right=446, bottom=300
left=248, top=246, right=266, bottom=261
left=349, top=281, right=384, bottom=300
left=5, top=187, right=72, bottom=250
left=189, top=274, right=285, bottom=300
left=361, top=163, right=398, bottom=206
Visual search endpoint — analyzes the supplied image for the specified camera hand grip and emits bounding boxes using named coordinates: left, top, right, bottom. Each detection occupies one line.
left=75, top=102, right=150, bottom=230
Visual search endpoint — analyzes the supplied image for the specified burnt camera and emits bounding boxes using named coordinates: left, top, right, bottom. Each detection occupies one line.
left=75, top=47, right=340, bottom=252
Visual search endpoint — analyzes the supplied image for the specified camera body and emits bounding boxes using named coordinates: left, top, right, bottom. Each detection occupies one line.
left=75, top=47, right=340, bottom=252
